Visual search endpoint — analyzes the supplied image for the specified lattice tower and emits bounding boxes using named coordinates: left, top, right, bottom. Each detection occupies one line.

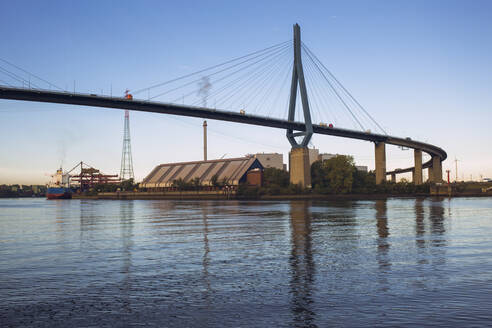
left=120, top=110, right=134, bottom=181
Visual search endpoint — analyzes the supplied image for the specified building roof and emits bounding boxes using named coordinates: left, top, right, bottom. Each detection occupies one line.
left=141, top=157, right=263, bottom=188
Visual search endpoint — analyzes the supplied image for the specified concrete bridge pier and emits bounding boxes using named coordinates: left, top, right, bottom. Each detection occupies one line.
left=430, top=155, right=443, bottom=183
left=413, top=149, right=423, bottom=185
left=375, top=142, right=386, bottom=184
left=289, top=147, right=312, bottom=188
left=391, top=173, right=396, bottom=183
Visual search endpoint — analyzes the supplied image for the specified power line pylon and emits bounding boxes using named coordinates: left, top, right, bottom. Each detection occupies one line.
left=120, top=109, right=134, bottom=181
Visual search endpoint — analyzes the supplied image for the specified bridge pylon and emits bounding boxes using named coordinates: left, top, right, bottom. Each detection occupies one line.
left=287, top=24, right=313, bottom=188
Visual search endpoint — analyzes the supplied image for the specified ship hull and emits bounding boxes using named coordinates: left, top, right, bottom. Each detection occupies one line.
left=46, top=187, right=72, bottom=199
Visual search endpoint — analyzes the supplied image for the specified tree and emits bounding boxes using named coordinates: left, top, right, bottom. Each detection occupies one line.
left=353, top=170, right=376, bottom=193
left=263, top=168, right=289, bottom=188
left=311, top=155, right=355, bottom=194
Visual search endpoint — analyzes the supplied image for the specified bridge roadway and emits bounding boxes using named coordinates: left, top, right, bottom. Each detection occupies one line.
left=0, top=86, right=446, bottom=176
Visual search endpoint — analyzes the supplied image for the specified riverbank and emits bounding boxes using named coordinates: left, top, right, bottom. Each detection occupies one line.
left=73, top=190, right=236, bottom=200
left=72, top=190, right=492, bottom=200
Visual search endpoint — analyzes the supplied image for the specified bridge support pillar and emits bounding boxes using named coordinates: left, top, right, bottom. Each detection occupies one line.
left=391, top=173, right=396, bottom=183
left=375, top=142, right=386, bottom=185
left=289, top=147, right=311, bottom=188
left=430, top=155, right=443, bottom=183
left=413, top=150, right=423, bottom=185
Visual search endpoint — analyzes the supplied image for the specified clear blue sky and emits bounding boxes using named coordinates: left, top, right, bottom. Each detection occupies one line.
left=1, top=0, right=491, bottom=184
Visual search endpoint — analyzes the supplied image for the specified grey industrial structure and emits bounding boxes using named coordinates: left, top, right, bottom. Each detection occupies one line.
left=140, top=157, right=263, bottom=189
left=254, top=153, right=285, bottom=170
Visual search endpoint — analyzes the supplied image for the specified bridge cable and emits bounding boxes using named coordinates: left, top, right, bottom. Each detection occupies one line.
left=149, top=43, right=290, bottom=101
left=0, top=58, right=64, bottom=91
left=131, top=40, right=290, bottom=95
left=268, top=60, right=293, bottom=118
left=0, top=65, right=43, bottom=89
left=303, top=43, right=372, bottom=130
left=188, top=48, right=289, bottom=107
left=236, top=48, right=292, bottom=112
left=301, top=54, right=328, bottom=124
left=0, top=78, right=13, bottom=87
left=252, top=56, right=293, bottom=116
left=189, top=44, right=291, bottom=109
left=302, top=49, right=340, bottom=126
left=229, top=49, right=290, bottom=113
left=301, top=44, right=365, bottom=131
left=174, top=44, right=291, bottom=105
left=302, top=43, right=387, bottom=135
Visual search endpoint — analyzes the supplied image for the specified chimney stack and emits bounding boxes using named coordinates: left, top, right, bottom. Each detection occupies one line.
left=203, top=120, right=207, bottom=161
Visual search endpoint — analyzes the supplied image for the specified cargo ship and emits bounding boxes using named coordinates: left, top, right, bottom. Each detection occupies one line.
left=46, top=168, right=72, bottom=199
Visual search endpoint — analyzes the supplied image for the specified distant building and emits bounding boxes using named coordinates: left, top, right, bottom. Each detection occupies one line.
left=308, top=148, right=320, bottom=165
left=318, top=153, right=337, bottom=161
left=254, top=153, right=284, bottom=170
left=140, top=157, right=264, bottom=190
left=355, top=165, right=368, bottom=172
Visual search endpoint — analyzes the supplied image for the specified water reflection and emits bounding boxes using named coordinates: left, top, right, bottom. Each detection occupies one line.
left=119, top=201, right=134, bottom=313
left=79, top=200, right=99, bottom=232
left=200, top=203, right=212, bottom=304
left=429, top=199, right=447, bottom=271
left=413, top=198, right=448, bottom=289
left=415, top=198, right=426, bottom=249
left=375, top=200, right=391, bottom=291
left=289, top=201, right=316, bottom=327
left=3, top=198, right=492, bottom=326
left=54, top=201, right=68, bottom=247
left=429, top=199, right=446, bottom=246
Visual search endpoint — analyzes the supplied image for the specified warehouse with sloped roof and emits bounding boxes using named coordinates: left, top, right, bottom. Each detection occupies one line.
left=140, top=157, right=263, bottom=189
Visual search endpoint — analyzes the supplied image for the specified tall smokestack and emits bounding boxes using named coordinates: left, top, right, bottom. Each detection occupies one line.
left=203, top=120, right=207, bottom=161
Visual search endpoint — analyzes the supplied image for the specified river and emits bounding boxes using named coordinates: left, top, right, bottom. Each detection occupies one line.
left=1, top=197, right=492, bottom=327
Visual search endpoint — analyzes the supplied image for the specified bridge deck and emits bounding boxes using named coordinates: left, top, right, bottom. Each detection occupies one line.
left=0, top=87, right=447, bottom=175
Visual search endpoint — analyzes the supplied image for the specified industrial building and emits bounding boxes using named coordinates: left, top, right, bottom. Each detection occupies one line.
left=355, top=165, right=368, bottom=172
left=254, top=153, right=285, bottom=170
left=308, top=148, right=320, bottom=165
left=140, top=157, right=264, bottom=190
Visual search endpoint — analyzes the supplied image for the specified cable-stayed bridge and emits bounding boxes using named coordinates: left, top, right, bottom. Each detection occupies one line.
left=0, top=24, right=446, bottom=186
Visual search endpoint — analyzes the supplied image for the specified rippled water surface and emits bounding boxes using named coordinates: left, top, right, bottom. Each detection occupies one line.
left=1, top=197, right=492, bottom=327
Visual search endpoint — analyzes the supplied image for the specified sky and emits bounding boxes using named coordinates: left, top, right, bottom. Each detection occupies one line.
left=1, top=0, right=491, bottom=184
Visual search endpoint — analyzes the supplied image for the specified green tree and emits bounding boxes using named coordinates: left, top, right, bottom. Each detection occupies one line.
left=311, top=155, right=355, bottom=194
left=263, top=168, right=289, bottom=187
left=353, top=170, right=376, bottom=193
